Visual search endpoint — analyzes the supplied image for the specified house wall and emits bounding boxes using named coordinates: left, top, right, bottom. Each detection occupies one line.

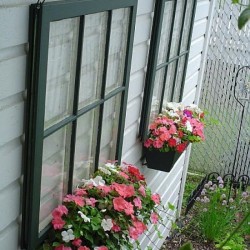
left=0, top=0, right=213, bottom=249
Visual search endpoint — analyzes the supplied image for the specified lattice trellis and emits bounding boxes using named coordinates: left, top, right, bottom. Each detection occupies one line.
left=189, top=0, right=250, bottom=178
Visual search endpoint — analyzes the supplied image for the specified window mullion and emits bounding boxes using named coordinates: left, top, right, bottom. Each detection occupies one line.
left=169, top=0, right=188, bottom=102
left=178, top=0, right=198, bottom=101
left=139, top=0, right=165, bottom=140
left=115, top=4, right=137, bottom=162
left=158, top=0, right=178, bottom=112
left=94, top=10, right=113, bottom=171
left=67, top=16, right=85, bottom=193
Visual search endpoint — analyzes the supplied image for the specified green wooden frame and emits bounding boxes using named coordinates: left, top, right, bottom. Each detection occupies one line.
left=139, top=0, right=197, bottom=140
left=21, top=0, right=137, bottom=249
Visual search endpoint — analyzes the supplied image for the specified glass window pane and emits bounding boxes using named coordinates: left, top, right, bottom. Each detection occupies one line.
left=169, top=0, right=185, bottom=59
left=162, top=61, right=177, bottom=106
left=157, top=1, right=175, bottom=65
left=44, top=18, right=79, bottom=129
left=105, top=8, right=130, bottom=94
left=150, top=68, right=165, bottom=122
left=99, top=94, right=121, bottom=164
left=73, top=108, right=99, bottom=186
left=180, top=0, right=195, bottom=52
left=172, top=55, right=186, bottom=102
left=39, top=125, right=71, bottom=232
left=78, top=13, right=108, bottom=109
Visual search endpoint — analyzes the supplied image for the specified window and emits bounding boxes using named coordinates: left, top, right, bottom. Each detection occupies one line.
left=21, top=0, right=137, bottom=249
left=140, top=0, right=197, bottom=139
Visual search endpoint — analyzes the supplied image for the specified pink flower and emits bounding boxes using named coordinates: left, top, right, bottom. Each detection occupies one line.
left=151, top=193, right=161, bottom=204
left=97, top=185, right=111, bottom=195
left=129, top=226, right=139, bottom=240
left=72, top=238, right=82, bottom=247
left=112, top=183, right=135, bottom=198
left=85, top=198, right=97, bottom=207
left=150, top=212, right=159, bottom=224
left=133, top=220, right=147, bottom=234
left=149, top=122, right=157, bottom=130
left=52, top=217, right=66, bottom=229
left=55, top=245, right=72, bottom=250
left=144, top=138, right=152, bottom=148
left=113, top=197, right=134, bottom=215
left=119, top=171, right=129, bottom=179
left=176, top=143, right=187, bottom=153
left=168, top=138, right=177, bottom=147
left=52, top=205, right=68, bottom=218
left=78, top=247, right=90, bottom=250
left=133, top=197, right=142, bottom=209
left=74, top=188, right=87, bottom=196
left=159, top=132, right=171, bottom=141
left=96, top=247, right=109, bottom=250
left=168, top=125, right=177, bottom=134
left=153, top=139, right=164, bottom=148
left=111, top=221, right=121, bottom=232
left=128, top=166, right=145, bottom=181
left=63, top=194, right=85, bottom=207
left=138, top=185, right=146, bottom=197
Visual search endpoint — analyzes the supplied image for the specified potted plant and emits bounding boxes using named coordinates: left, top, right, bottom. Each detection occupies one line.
left=45, top=163, right=162, bottom=250
left=143, top=102, right=205, bottom=172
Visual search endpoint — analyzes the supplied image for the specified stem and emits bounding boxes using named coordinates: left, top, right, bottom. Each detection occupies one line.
left=218, top=212, right=250, bottom=249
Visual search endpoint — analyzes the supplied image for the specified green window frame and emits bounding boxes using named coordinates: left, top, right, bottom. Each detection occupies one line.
left=140, top=0, right=197, bottom=139
left=21, top=0, right=137, bottom=249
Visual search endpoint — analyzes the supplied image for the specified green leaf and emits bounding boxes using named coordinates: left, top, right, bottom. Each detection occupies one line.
left=232, top=0, right=239, bottom=3
left=52, top=242, right=61, bottom=247
left=238, top=7, right=250, bottom=29
left=168, top=202, right=175, bottom=211
left=222, top=246, right=232, bottom=250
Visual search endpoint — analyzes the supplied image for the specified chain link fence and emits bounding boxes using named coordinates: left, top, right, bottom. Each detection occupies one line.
left=189, top=0, right=250, bottom=178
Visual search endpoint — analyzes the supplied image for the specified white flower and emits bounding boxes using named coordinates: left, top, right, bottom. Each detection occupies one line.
left=101, top=218, right=113, bottom=231
left=186, top=120, right=193, bottom=132
left=78, top=211, right=90, bottom=222
left=99, top=167, right=111, bottom=175
left=105, top=162, right=116, bottom=169
left=61, top=229, right=75, bottom=242
left=82, top=176, right=105, bottom=187
left=166, top=102, right=184, bottom=111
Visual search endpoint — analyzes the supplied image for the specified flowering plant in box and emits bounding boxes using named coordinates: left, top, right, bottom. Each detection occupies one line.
left=144, top=102, right=205, bottom=153
left=48, top=163, right=162, bottom=250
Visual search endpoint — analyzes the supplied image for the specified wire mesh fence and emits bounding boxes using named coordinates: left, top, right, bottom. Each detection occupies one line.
left=189, top=0, right=250, bottom=179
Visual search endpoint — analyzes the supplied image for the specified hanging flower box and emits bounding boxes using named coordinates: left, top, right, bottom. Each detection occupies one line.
left=144, top=102, right=205, bottom=172
left=144, top=147, right=183, bottom=172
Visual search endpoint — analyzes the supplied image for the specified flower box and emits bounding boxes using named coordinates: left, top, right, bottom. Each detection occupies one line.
left=144, top=147, right=182, bottom=172
left=143, top=102, right=205, bottom=172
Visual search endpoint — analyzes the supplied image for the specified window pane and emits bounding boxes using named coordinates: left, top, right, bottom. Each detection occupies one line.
left=105, top=8, right=130, bottom=94
left=163, top=61, right=177, bottom=106
left=99, top=94, right=121, bottom=164
left=180, top=0, right=195, bottom=52
left=157, top=1, right=175, bottom=65
left=44, top=18, right=79, bottom=129
left=169, top=0, right=185, bottom=59
left=78, top=13, right=108, bottom=109
left=73, top=108, right=99, bottom=186
left=173, top=55, right=186, bottom=102
left=39, top=125, right=71, bottom=232
left=150, top=68, right=165, bottom=122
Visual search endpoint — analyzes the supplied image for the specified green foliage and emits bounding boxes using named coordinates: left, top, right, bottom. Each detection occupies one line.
left=190, top=178, right=249, bottom=243
left=238, top=7, right=250, bottom=29
left=231, top=0, right=250, bottom=29
left=216, top=233, right=247, bottom=250
left=179, top=242, right=194, bottom=250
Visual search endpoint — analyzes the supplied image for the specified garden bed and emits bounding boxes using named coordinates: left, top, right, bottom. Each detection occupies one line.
left=160, top=172, right=250, bottom=250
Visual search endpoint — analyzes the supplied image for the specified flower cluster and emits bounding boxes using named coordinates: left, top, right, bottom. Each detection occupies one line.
left=48, top=163, right=162, bottom=250
left=144, top=102, right=205, bottom=153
